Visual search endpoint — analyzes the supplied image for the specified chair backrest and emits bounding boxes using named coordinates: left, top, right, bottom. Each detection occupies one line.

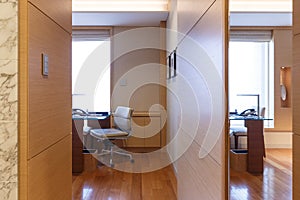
left=113, top=106, right=134, bottom=133
left=260, top=107, right=266, bottom=118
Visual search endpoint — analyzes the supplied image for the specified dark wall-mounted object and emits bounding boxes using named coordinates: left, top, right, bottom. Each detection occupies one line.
left=280, top=66, right=291, bottom=108
left=167, top=49, right=177, bottom=79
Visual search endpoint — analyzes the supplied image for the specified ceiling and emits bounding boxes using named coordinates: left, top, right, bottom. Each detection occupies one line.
left=72, top=0, right=293, bottom=27
left=230, top=0, right=292, bottom=26
left=72, top=0, right=169, bottom=26
left=230, top=0, right=292, bottom=12
left=72, top=11, right=169, bottom=26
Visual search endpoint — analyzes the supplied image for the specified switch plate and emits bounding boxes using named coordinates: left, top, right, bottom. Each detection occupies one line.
left=120, top=78, right=127, bottom=86
left=42, top=53, right=49, bottom=76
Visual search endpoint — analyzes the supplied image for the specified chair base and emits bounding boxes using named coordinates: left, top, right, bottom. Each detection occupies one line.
left=98, top=146, right=134, bottom=168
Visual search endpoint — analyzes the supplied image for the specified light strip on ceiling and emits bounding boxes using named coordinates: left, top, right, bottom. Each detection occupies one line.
left=72, top=0, right=168, bottom=12
left=230, top=0, right=292, bottom=12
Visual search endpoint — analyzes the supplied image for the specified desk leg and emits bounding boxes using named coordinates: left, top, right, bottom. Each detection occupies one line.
left=245, top=120, right=265, bottom=174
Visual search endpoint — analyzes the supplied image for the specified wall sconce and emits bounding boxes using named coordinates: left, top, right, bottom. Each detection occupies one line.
left=280, top=66, right=291, bottom=107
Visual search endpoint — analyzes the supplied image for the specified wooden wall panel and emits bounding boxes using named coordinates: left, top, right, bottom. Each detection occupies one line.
left=28, top=136, right=72, bottom=200
left=294, top=0, right=300, bottom=35
left=159, top=21, right=167, bottom=147
left=174, top=0, right=226, bottom=199
left=177, top=0, right=214, bottom=40
left=127, top=117, right=145, bottom=147
left=186, top=0, right=224, bottom=76
left=111, top=48, right=160, bottom=86
left=272, top=30, right=293, bottom=131
left=177, top=141, right=222, bottom=199
left=293, top=35, right=300, bottom=135
left=129, top=84, right=160, bottom=112
left=19, top=0, right=29, bottom=198
left=19, top=0, right=72, bottom=199
left=111, top=27, right=161, bottom=112
left=293, top=134, right=300, bottom=200
left=28, top=0, right=72, bottom=33
left=144, top=117, right=161, bottom=147
left=28, top=4, right=71, bottom=158
left=293, top=2, right=300, bottom=199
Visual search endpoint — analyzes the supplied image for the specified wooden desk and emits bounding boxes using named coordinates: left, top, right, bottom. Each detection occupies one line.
left=245, top=119, right=265, bottom=174
left=230, top=116, right=270, bottom=174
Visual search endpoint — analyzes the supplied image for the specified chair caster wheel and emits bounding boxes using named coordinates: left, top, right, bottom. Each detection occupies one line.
left=110, top=160, right=114, bottom=168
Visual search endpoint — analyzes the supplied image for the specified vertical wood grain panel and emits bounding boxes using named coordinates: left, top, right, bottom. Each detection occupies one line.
left=178, top=0, right=224, bottom=162
left=28, top=4, right=71, bottom=158
left=28, top=0, right=72, bottom=33
left=129, top=84, right=160, bottom=112
left=19, top=0, right=72, bottom=199
left=19, top=0, right=29, bottom=199
left=293, top=3, right=300, bottom=199
left=127, top=117, right=145, bottom=147
left=160, top=21, right=167, bottom=147
left=28, top=136, right=72, bottom=200
left=294, top=0, right=300, bottom=35
left=293, top=134, right=300, bottom=200
left=174, top=0, right=226, bottom=199
left=293, top=35, right=300, bottom=135
left=144, top=117, right=161, bottom=147
left=177, top=141, right=224, bottom=199
left=272, top=30, right=293, bottom=131
left=111, top=48, right=160, bottom=111
left=224, top=0, right=229, bottom=198
left=177, top=0, right=215, bottom=40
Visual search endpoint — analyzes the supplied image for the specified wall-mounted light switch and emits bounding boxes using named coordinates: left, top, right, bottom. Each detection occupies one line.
left=42, top=53, right=49, bottom=76
left=120, top=78, right=127, bottom=86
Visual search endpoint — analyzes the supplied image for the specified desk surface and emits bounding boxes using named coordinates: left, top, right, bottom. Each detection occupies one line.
left=229, top=115, right=272, bottom=121
left=72, top=114, right=110, bottom=120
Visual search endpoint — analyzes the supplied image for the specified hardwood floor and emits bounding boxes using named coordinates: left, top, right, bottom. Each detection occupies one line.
left=73, top=149, right=291, bottom=200
left=264, top=148, right=292, bottom=175
left=230, top=148, right=292, bottom=200
left=72, top=164, right=177, bottom=200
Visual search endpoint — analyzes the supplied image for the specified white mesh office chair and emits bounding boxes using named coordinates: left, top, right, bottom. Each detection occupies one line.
left=90, top=106, right=134, bottom=167
left=231, top=107, right=266, bottom=149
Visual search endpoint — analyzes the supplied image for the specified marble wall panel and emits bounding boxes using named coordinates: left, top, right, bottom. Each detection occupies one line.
left=0, top=0, right=18, bottom=199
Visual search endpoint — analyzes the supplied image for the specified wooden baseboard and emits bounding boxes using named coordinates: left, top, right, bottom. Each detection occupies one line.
left=230, top=132, right=293, bottom=149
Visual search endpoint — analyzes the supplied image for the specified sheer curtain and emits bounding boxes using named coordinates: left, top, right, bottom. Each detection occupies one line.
left=229, top=31, right=274, bottom=127
left=72, top=29, right=111, bottom=112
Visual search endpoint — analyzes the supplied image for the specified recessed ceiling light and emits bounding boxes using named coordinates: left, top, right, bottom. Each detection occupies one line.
left=72, top=0, right=169, bottom=12
left=230, top=0, right=292, bottom=12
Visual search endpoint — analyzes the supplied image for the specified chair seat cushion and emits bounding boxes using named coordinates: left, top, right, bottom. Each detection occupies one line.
left=233, top=132, right=247, bottom=137
left=230, top=126, right=247, bottom=135
left=90, top=128, right=129, bottom=138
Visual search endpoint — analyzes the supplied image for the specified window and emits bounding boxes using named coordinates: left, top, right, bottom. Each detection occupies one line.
left=72, top=29, right=111, bottom=112
left=229, top=31, right=274, bottom=127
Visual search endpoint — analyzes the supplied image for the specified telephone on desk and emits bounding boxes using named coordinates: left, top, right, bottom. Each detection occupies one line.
left=72, top=108, right=88, bottom=116
left=239, top=108, right=256, bottom=116
left=230, top=108, right=257, bottom=117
